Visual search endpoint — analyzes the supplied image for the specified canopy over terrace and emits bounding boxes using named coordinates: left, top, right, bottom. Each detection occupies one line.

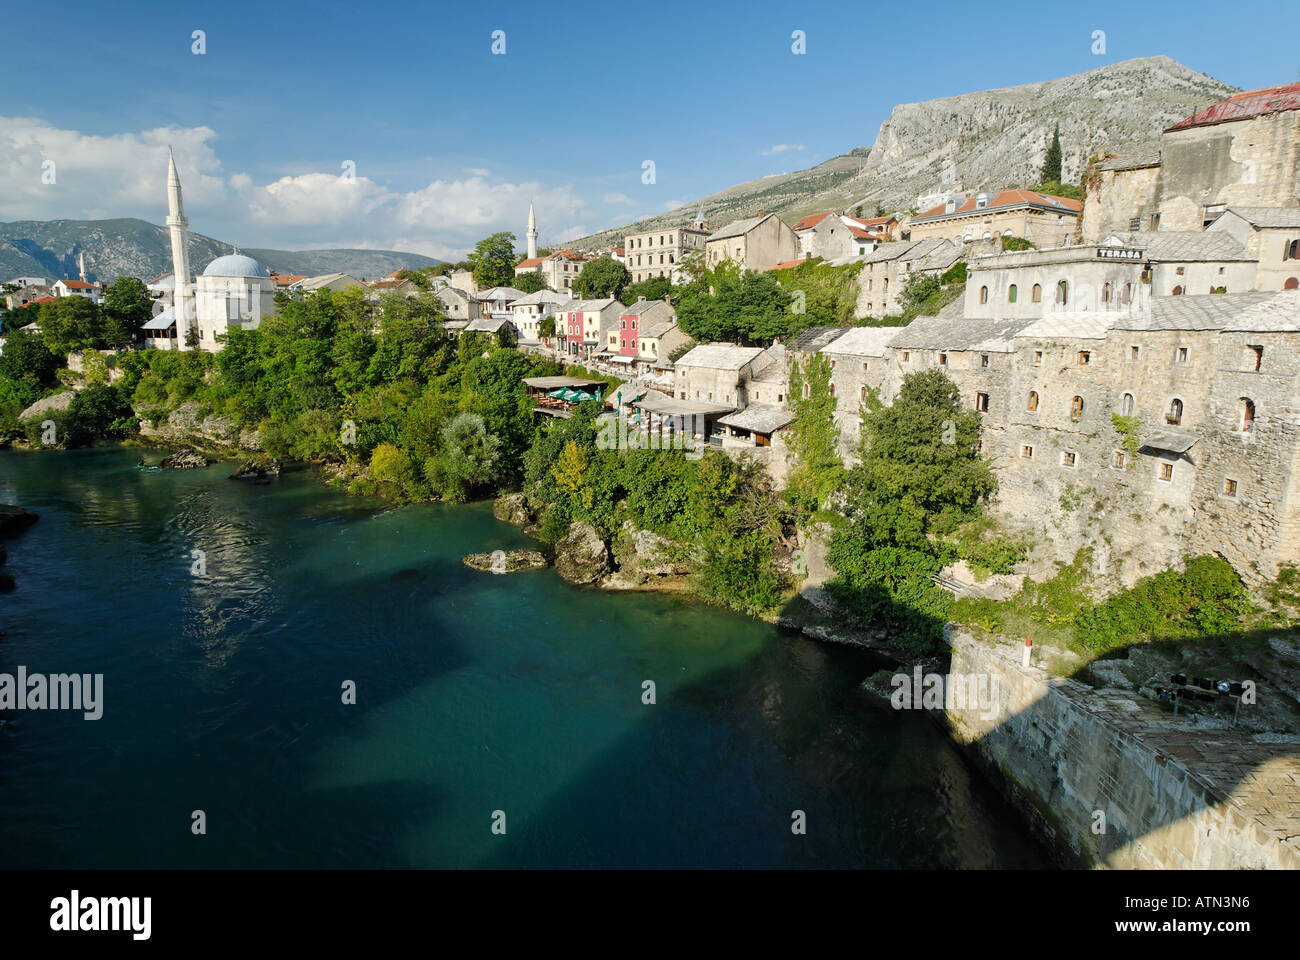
left=631, top=390, right=735, bottom=439
left=524, top=375, right=610, bottom=417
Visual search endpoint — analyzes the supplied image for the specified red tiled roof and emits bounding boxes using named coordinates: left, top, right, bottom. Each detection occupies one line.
left=1168, top=82, right=1300, bottom=132
left=912, top=189, right=1082, bottom=221
left=552, top=249, right=585, bottom=261
left=770, top=259, right=807, bottom=271
left=793, top=212, right=832, bottom=231
left=516, top=257, right=544, bottom=268
left=61, top=279, right=97, bottom=289
left=271, top=274, right=307, bottom=286
left=849, top=214, right=896, bottom=228
left=33, top=296, right=57, bottom=303
left=367, top=279, right=411, bottom=290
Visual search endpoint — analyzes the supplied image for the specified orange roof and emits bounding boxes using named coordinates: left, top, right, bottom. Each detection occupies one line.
left=770, top=259, right=807, bottom=271
left=793, top=212, right=833, bottom=231
left=367, top=279, right=411, bottom=290
left=848, top=214, right=896, bottom=228
left=516, top=257, right=544, bottom=268
left=912, top=189, right=1082, bottom=221
left=148, top=272, right=172, bottom=284
left=552, top=249, right=585, bottom=261
left=1169, top=82, right=1300, bottom=131
left=271, top=274, right=307, bottom=286
left=33, top=296, right=57, bottom=303
left=61, top=279, right=97, bottom=289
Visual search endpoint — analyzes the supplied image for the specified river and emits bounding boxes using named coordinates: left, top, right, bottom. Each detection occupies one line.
left=0, top=448, right=1048, bottom=868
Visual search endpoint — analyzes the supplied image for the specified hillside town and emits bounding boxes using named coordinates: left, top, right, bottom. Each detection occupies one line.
left=5, top=82, right=1300, bottom=602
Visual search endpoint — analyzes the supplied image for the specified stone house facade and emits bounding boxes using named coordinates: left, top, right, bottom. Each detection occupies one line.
left=1208, top=207, right=1300, bottom=291
left=907, top=189, right=1082, bottom=248
left=856, top=238, right=962, bottom=317
left=624, top=219, right=709, bottom=283
left=705, top=213, right=798, bottom=273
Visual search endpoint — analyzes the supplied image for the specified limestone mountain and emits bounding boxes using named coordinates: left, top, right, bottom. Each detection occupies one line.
left=0, top=217, right=440, bottom=284
left=574, top=56, right=1237, bottom=249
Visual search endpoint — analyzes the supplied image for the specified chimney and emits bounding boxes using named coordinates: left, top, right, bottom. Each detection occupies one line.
left=638, top=295, right=646, bottom=302
left=757, top=209, right=765, bottom=217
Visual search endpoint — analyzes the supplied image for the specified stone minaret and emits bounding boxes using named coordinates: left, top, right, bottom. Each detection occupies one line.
left=78, top=251, right=87, bottom=282
left=527, top=201, right=538, bottom=260
left=166, top=147, right=194, bottom=350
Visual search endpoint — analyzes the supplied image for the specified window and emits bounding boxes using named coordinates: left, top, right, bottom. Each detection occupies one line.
left=976, top=392, right=989, bottom=412
left=1223, top=478, right=1238, bottom=497
left=802, top=382, right=810, bottom=398
left=1070, top=396, right=1084, bottom=421
left=1249, top=345, right=1263, bottom=370
left=1286, top=239, right=1300, bottom=260
left=829, top=382, right=836, bottom=398
left=981, top=354, right=989, bottom=368
left=1033, top=350, right=1043, bottom=364
left=1286, top=277, right=1299, bottom=290
left=860, top=386, right=867, bottom=402
left=980, top=285, right=988, bottom=304
left=1121, top=283, right=1133, bottom=305
left=1078, top=351, right=1090, bottom=365
left=1241, top=398, right=1256, bottom=433
left=1031, top=283, right=1042, bottom=303
left=939, top=353, right=948, bottom=366
left=1056, top=280, right=1068, bottom=305
left=1172, top=285, right=1184, bottom=296
left=1008, top=284, right=1017, bottom=303
left=1129, top=217, right=1141, bottom=232
left=1130, top=345, right=1140, bottom=361
left=1175, top=346, right=1188, bottom=364
left=1159, top=462, right=1174, bottom=482
left=1061, top=451, right=1077, bottom=468
left=1112, top=451, right=1126, bottom=470
left=1021, top=445, right=1034, bottom=459
left=1119, top=392, right=1135, bottom=416
left=862, top=361, right=868, bottom=372
left=902, top=351, right=910, bottom=362
left=1167, top=398, right=1183, bottom=425
left=1176, top=266, right=1185, bottom=276
left=1102, top=282, right=1112, bottom=304
left=1026, top=391, right=1039, bottom=412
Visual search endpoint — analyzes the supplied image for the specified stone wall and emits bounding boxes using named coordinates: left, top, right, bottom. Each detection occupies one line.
left=1081, top=164, right=1161, bottom=242
left=947, top=630, right=1300, bottom=869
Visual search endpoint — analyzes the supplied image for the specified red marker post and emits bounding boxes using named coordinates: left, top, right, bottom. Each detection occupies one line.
left=1022, top=636, right=1032, bottom=668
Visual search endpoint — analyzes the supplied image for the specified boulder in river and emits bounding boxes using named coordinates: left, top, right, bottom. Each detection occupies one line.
left=553, top=520, right=611, bottom=585
left=492, top=492, right=535, bottom=526
left=0, top=504, right=39, bottom=539
left=160, top=449, right=211, bottom=470
left=462, top=549, right=549, bottom=573
left=230, top=454, right=281, bottom=482
left=18, top=392, right=73, bottom=422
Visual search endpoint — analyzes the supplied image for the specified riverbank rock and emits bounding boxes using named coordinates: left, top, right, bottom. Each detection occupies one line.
left=160, top=449, right=211, bottom=470
left=238, top=427, right=263, bottom=451
left=201, top=414, right=239, bottom=442
left=553, top=521, right=611, bottom=585
left=611, top=521, right=692, bottom=583
left=167, top=401, right=207, bottom=433
left=18, top=391, right=74, bottom=422
left=230, top=454, right=281, bottom=481
left=462, top=549, right=549, bottom=573
left=0, top=505, right=39, bottom=539
left=493, top=492, right=535, bottom=526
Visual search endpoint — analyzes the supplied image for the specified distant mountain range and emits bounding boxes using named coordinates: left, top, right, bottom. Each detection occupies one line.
left=0, top=218, right=440, bottom=284
left=573, top=56, right=1238, bottom=248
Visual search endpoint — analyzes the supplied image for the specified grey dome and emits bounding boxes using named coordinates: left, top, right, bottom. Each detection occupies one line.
left=203, top=254, right=270, bottom=279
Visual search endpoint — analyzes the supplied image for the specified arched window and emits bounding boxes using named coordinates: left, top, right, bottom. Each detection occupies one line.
left=1008, top=284, right=1018, bottom=303
left=860, top=386, right=867, bottom=402
left=883, top=278, right=889, bottom=293
left=802, top=381, right=811, bottom=399
left=982, top=232, right=992, bottom=240
left=1027, top=391, right=1038, bottom=412
left=1056, top=280, right=1069, bottom=305
left=1285, top=277, right=1299, bottom=290
left=1289, top=239, right=1300, bottom=259
left=1102, top=282, right=1112, bottom=304
left=1031, top=283, right=1042, bottom=303
left=980, top=286, right=989, bottom=304
left=1241, top=398, right=1256, bottom=433
left=1070, top=396, right=1084, bottom=420
left=1167, top=398, right=1183, bottom=425
left=1172, top=285, right=1184, bottom=296
left=1121, top=282, right=1133, bottom=304
left=1119, top=393, right=1135, bottom=416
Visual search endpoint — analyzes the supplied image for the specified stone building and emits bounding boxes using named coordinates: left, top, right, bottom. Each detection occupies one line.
left=820, top=325, right=911, bottom=453
left=793, top=212, right=895, bottom=261
left=1084, top=82, right=1300, bottom=239
left=616, top=298, right=675, bottom=359
left=511, top=289, right=569, bottom=344
left=515, top=249, right=588, bottom=293
left=907, top=189, right=1082, bottom=248
left=436, top=285, right=481, bottom=322
left=705, top=213, right=798, bottom=273
left=1207, top=206, right=1300, bottom=291
left=856, top=238, right=962, bottom=317
left=624, top=217, right=710, bottom=283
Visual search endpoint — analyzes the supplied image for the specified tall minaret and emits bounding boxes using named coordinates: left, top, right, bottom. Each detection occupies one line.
left=527, top=200, right=538, bottom=259
left=166, top=147, right=194, bottom=350
left=78, top=251, right=87, bottom=282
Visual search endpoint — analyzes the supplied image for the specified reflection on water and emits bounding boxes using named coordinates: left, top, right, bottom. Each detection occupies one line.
left=0, top=448, right=1049, bottom=868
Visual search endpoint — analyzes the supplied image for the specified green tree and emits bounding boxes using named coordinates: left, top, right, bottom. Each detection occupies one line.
left=621, top=276, right=671, bottom=305
left=1041, top=123, right=1062, bottom=185
left=393, top=269, right=431, bottom=291
left=514, top=271, right=550, bottom=294
left=425, top=412, right=502, bottom=501
left=785, top=353, right=846, bottom=515
left=38, top=296, right=105, bottom=354
left=468, top=232, right=518, bottom=289
left=575, top=256, right=630, bottom=299
left=101, top=277, right=153, bottom=347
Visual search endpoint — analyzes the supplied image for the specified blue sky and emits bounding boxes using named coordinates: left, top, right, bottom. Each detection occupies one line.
left=2, top=0, right=1297, bottom=258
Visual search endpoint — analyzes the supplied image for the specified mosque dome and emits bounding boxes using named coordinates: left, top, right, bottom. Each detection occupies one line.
left=202, top=254, right=270, bottom=279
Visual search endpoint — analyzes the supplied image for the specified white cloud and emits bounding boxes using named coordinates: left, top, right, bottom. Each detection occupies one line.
left=760, top=143, right=806, bottom=156
left=602, top=192, right=634, bottom=205
left=0, top=117, right=595, bottom=259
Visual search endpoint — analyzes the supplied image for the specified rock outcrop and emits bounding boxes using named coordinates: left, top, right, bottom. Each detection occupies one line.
left=610, top=521, right=691, bottom=584
left=160, top=449, right=211, bottom=470
left=230, top=454, right=281, bottom=482
left=18, top=392, right=74, bottom=422
left=493, top=493, right=535, bottom=526
left=553, top=521, right=611, bottom=585
left=462, top=549, right=549, bottom=573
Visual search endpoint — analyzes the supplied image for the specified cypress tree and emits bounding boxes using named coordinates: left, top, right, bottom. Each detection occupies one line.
left=1041, top=124, right=1063, bottom=185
